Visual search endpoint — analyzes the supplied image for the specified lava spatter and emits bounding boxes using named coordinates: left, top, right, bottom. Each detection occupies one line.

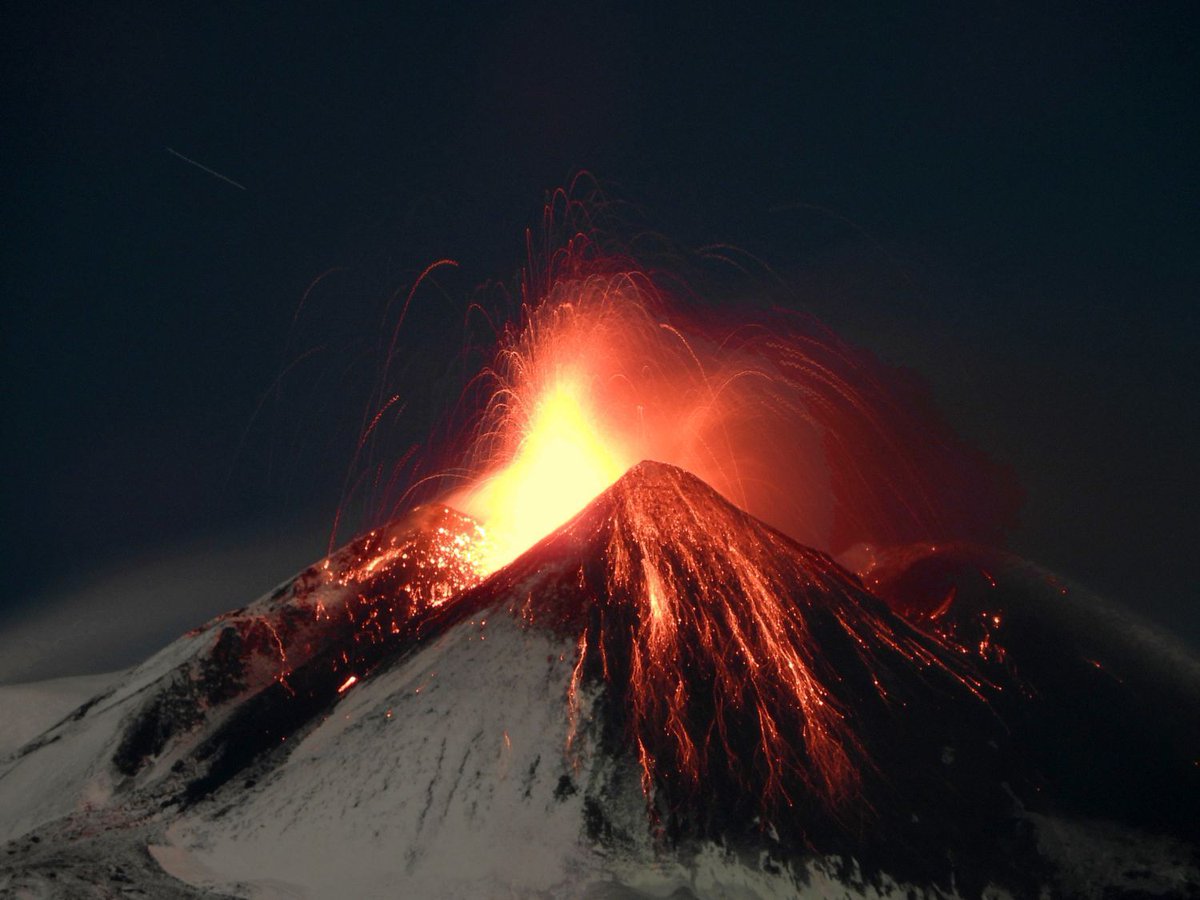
left=111, top=504, right=488, bottom=791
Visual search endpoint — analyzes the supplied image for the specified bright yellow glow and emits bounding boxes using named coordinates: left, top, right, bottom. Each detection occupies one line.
left=465, top=377, right=630, bottom=571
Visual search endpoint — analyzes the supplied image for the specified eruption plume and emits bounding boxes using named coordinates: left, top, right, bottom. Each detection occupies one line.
left=446, top=208, right=1014, bottom=575
left=319, top=189, right=1015, bottom=824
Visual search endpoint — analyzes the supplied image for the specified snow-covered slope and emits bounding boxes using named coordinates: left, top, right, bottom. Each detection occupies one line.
left=0, top=503, right=484, bottom=845
left=153, top=614, right=615, bottom=898
left=0, top=626, right=211, bottom=844
left=0, top=672, right=123, bottom=758
left=2, top=463, right=1197, bottom=898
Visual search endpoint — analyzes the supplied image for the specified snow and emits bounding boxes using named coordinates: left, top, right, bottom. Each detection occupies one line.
left=154, top=613, right=613, bottom=898
left=0, top=672, right=122, bottom=758
left=1, top=498, right=1196, bottom=897
left=1027, top=812, right=1200, bottom=897
left=0, top=627, right=209, bottom=843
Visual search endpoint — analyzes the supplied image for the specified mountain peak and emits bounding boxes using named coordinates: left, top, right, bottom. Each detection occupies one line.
left=595, top=459, right=751, bottom=529
left=513, top=458, right=802, bottom=569
left=611, top=457, right=703, bottom=487
left=464, top=460, right=984, bottom=833
left=598, top=457, right=738, bottom=508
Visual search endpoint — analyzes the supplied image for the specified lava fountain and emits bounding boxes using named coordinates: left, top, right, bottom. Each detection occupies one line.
left=445, top=222, right=1014, bottom=576
left=315, top=193, right=1018, bottom=826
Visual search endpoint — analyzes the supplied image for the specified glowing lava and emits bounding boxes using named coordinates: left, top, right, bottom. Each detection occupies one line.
left=322, top=193, right=1018, bottom=827
left=462, top=373, right=631, bottom=571
left=474, top=461, right=988, bottom=826
left=443, top=221, right=1016, bottom=579
left=451, top=266, right=778, bottom=574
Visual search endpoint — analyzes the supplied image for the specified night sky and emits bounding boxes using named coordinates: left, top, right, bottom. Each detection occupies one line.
left=3, top=3, right=1198, bottom=659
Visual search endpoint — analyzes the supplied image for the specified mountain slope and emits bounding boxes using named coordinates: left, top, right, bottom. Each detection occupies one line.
left=2, top=462, right=1197, bottom=897
left=0, top=504, right=485, bottom=843
left=445, top=462, right=1029, bottom=889
left=864, top=541, right=1200, bottom=838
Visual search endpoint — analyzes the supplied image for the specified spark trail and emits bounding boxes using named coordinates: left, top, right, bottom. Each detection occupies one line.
left=449, top=237, right=1013, bottom=575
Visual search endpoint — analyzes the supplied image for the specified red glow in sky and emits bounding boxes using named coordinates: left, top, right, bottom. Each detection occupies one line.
left=445, top=214, right=1015, bottom=574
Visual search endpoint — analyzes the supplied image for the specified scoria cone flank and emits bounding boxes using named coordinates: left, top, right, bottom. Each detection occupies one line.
left=1, top=462, right=1197, bottom=898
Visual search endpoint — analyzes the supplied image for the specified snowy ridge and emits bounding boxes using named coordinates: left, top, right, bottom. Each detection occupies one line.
left=0, top=504, right=481, bottom=844
left=1, top=464, right=1198, bottom=897
left=0, top=672, right=124, bottom=759
left=0, top=627, right=210, bottom=843
left=154, top=613, right=611, bottom=897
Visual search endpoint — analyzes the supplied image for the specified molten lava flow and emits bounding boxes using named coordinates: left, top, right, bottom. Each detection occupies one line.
left=479, top=462, right=987, bottom=826
left=336, top=511, right=488, bottom=612
left=224, top=505, right=489, bottom=702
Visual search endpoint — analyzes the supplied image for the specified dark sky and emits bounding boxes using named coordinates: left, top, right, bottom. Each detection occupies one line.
left=3, top=4, right=1197, bottom=644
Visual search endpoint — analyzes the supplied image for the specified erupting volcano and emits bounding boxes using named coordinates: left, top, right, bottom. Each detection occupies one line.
left=2, top=203, right=1197, bottom=898
left=465, top=462, right=990, bottom=821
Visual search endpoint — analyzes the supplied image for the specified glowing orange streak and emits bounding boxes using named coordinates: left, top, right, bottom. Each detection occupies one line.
left=260, top=620, right=288, bottom=681
left=582, top=465, right=928, bottom=814
left=566, top=631, right=588, bottom=766
left=384, top=258, right=459, bottom=363
left=359, top=394, right=403, bottom=449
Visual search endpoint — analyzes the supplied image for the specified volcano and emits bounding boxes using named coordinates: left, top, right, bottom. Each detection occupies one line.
left=1, top=463, right=1197, bottom=898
